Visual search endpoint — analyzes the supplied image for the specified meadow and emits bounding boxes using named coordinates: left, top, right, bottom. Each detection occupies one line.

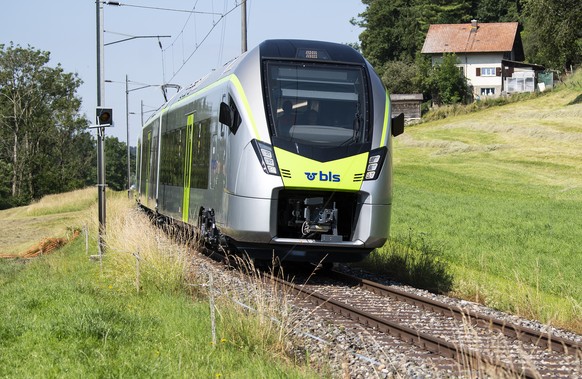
left=366, top=71, right=582, bottom=331
left=0, top=192, right=319, bottom=378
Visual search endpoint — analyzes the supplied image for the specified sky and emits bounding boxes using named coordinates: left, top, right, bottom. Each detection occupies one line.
left=1, top=0, right=365, bottom=143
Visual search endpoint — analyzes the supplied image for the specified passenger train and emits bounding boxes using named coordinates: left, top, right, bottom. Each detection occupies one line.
left=136, top=39, right=404, bottom=263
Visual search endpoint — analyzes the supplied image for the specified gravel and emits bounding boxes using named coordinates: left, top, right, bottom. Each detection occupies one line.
left=187, top=252, right=582, bottom=378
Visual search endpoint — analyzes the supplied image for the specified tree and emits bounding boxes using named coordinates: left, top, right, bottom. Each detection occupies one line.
left=104, top=136, right=128, bottom=192
left=354, top=0, right=480, bottom=75
left=418, top=0, right=473, bottom=25
left=522, top=0, right=582, bottom=70
left=476, top=0, right=522, bottom=23
left=353, top=0, right=423, bottom=72
left=0, top=43, right=92, bottom=206
left=427, top=53, right=469, bottom=105
left=381, top=59, right=422, bottom=95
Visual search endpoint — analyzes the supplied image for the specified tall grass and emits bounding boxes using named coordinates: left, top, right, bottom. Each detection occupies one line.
left=207, top=256, right=294, bottom=359
left=358, top=232, right=453, bottom=294
left=100, top=194, right=190, bottom=295
left=0, top=192, right=320, bottom=378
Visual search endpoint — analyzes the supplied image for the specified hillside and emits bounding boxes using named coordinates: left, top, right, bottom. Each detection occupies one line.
left=389, top=72, right=582, bottom=329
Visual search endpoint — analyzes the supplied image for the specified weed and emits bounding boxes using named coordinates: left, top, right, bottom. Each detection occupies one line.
left=358, top=231, right=453, bottom=294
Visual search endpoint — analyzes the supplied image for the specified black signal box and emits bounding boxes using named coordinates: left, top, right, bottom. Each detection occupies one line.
left=96, top=107, right=113, bottom=126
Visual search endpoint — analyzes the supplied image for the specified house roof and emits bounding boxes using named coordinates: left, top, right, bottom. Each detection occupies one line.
left=421, top=22, right=519, bottom=54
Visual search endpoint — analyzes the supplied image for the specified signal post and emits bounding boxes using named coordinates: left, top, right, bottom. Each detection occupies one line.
left=91, top=107, right=113, bottom=255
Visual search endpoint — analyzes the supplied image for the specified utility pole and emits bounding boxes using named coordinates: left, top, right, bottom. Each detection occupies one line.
left=126, top=74, right=130, bottom=199
left=96, top=0, right=107, bottom=251
left=241, top=0, right=247, bottom=53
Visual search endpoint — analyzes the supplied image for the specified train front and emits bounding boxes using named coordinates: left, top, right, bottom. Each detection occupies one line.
left=226, top=40, right=401, bottom=262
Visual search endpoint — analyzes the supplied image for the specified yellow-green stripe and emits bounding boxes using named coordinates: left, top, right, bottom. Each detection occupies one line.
left=182, top=115, right=194, bottom=222
left=380, top=92, right=390, bottom=147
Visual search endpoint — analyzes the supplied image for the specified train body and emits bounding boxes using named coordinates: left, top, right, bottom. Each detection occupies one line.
left=136, top=39, right=403, bottom=262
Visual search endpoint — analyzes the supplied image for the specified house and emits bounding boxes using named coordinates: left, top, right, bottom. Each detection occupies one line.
left=421, top=20, right=543, bottom=99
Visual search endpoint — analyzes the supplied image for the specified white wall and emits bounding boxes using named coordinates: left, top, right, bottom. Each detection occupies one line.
left=431, top=53, right=504, bottom=98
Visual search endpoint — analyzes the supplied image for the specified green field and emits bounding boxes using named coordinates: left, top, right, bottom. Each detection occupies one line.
left=0, top=193, right=319, bottom=378
left=374, top=74, right=582, bottom=330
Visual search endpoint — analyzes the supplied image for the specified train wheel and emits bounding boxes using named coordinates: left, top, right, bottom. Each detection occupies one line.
left=198, top=208, right=218, bottom=245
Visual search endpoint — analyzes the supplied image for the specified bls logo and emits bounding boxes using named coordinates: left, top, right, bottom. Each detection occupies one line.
left=304, top=171, right=341, bottom=182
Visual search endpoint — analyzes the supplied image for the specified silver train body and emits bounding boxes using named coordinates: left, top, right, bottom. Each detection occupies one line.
left=136, top=40, right=403, bottom=262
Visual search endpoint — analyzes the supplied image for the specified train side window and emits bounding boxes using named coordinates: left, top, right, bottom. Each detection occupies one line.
left=219, top=95, right=241, bottom=134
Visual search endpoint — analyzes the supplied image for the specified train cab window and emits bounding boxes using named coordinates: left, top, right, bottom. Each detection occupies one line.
left=264, top=62, right=369, bottom=147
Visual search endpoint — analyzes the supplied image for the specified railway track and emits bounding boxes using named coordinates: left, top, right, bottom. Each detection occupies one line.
left=150, top=215, right=581, bottom=377
left=270, top=266, right=581, bottom=378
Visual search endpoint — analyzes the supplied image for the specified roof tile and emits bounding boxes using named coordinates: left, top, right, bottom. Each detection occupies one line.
left=421, top=22, right=519, bottom=54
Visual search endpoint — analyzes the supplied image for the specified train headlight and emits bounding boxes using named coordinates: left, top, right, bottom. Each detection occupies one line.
left=251, top=139, right=280, bottom=176
left=364, top=147, right=387, bottom=180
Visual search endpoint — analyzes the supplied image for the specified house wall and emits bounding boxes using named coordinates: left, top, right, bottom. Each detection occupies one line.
left=431, top=53, right=504, bottom=99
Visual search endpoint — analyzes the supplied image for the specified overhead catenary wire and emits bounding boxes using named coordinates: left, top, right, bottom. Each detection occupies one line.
left=105, top=1, right=246, bottom=93
left=106, top=1, right=222, bottom=16
left=164, top=1, right=243, bottom=84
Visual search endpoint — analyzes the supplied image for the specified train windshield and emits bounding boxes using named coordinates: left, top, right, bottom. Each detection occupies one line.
left=264, top=62, right=369, bottom=146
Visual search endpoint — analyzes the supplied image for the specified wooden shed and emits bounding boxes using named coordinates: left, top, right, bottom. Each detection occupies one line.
left=390, top=94, right=423, bottom=121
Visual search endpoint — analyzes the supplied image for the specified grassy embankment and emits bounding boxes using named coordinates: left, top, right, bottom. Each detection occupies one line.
left=0, top=190, right=319, bottom=378
left=364, top=70, right=582, bottom=332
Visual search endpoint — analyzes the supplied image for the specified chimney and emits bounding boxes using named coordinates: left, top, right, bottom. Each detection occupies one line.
left=471, top=19, right=478, bottom=32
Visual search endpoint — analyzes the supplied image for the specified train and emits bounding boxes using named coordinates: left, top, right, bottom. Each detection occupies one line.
left=136, top=39, right=404, bottom=263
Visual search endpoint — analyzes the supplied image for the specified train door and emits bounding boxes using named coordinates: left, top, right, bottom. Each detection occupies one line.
left=136, top=138, right=141, bottom=193
left=182, top=113, right=195, bottom=222
left=141, top=129, right=151, bottom=206
left=148, top=118, right=160, bottom=208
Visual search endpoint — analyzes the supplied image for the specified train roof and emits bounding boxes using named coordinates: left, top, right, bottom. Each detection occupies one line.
left=150, top=39, right=366, bottom=120
left=258, top=39, right=366, bottom=64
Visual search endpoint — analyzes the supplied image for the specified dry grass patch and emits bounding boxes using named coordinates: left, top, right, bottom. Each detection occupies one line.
left=0, top=188, right=95, bottom=255
left=97, top=195, right=191, bottom=295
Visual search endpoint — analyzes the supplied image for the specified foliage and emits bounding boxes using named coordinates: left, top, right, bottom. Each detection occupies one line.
left=381, top=60, right=420, bottom=95
left=426, top=53, right=470, bottom=104
left=522, top=0, right=582, bottom=70
left=475, top=0, right=522, bottom=23
left=0, top=44, right=133, bottom=208
left=354, top=0, right=422, bottom=71
left=104, top=136, right=129, bottom=192
left=0, top=43, right=93, bottom=208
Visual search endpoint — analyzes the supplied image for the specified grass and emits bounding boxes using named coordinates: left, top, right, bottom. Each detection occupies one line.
left=0, top=191, right=320, bottom=378
left=0, top=243, right=312, bottom=378
left=0, top=187, right=96, bottom=255
left=364, top=69, right=582, bottom=331
left=25, top=187, right=99, bottom=216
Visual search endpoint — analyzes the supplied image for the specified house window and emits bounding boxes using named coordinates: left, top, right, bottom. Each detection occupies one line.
left=480, top=88, right=495, bottom=96
left=481, top=67, right=496, bottom=76
left=476, top=67, right=501, bottom=76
